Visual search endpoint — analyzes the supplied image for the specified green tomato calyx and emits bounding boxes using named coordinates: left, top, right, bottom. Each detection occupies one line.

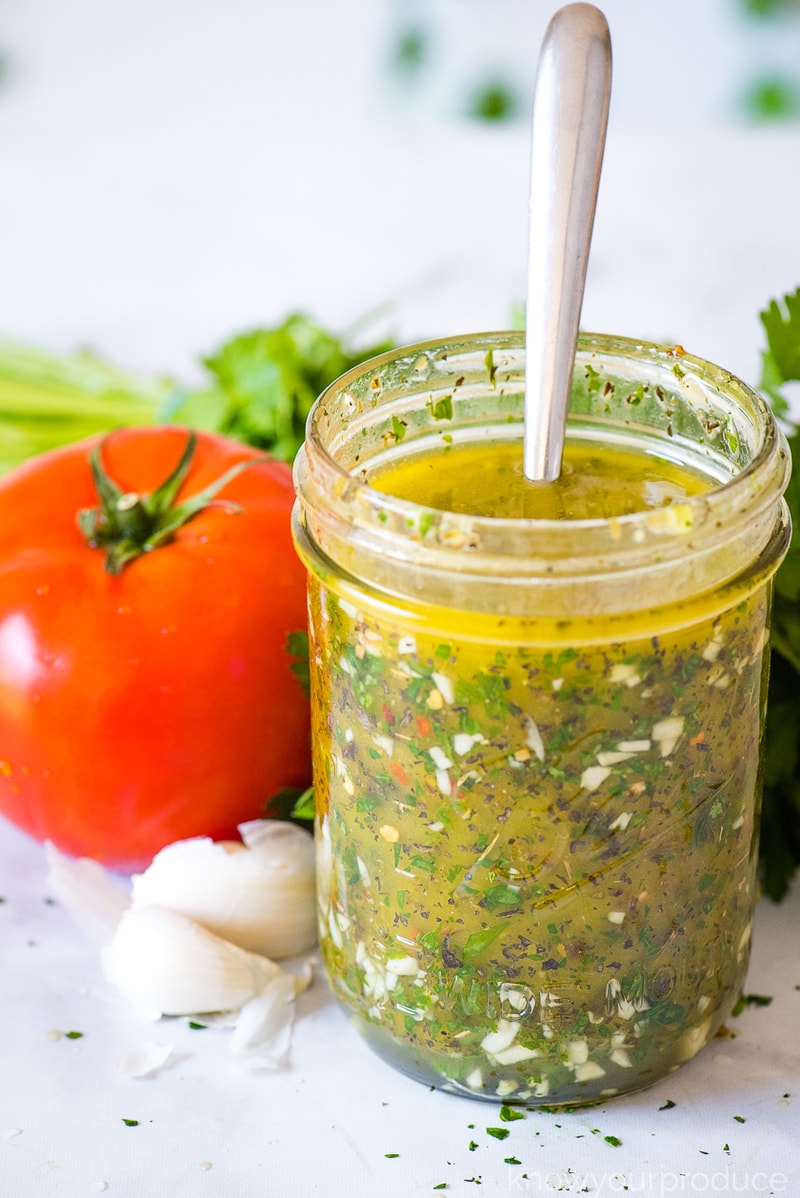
left=78, top=431, right=257, bottom=575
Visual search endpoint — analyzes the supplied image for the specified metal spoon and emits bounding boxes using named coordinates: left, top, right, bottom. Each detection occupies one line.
left=524, top=3, right=612, bottom=481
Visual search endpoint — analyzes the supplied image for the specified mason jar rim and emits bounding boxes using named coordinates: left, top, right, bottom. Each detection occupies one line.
left=294, top=331, right=791, bottom=615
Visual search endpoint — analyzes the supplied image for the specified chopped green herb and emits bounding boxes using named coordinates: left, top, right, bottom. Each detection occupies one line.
left=384, top=1152, right=399, bottom=1159
left=65, top=1030, right=84, bottom=1040
left=188, top=1021, right=208, bottom=1030
left=433, top=1186, right=448, bottom=1192
left=499, top=1105, right=525, bottom=1122
left=468, top=1140, right=478, bottom=1152
left=733, top=1115, right=746, bottom=1123
left=486, top=1127, right=510, bottom=1141
left=604, top=1135, right=623, bottom=1148
left=731, top=992, right=773, bottom=1016
left=658, top=1099, right=676, bottom=1111
left=427, top=394, right=454, bottom=421
left=122, top=1118, right=139, bottom=1127
left=504, top=1157, right=522, bottom=1165
left=391, top=414, right=407, bottom=442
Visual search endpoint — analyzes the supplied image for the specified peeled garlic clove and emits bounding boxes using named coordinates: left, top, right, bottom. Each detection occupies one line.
left=101, top=904, right=285, bottom=1021
left=45, top=840, right=130, bottom=945
left=130, top=821, right=316, bottom=959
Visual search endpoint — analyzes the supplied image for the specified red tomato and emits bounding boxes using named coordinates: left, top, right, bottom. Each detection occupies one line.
left=0, top=426, right=311, bottom=870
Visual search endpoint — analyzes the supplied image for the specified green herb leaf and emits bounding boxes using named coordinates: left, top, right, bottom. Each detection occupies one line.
left=461, top=924, right=504, bottom=964
left=731, top=992, right=773, bottom=1016
left=499, top=1105, right=525, bottom=1122
left=757, top=290, right=800, bottom=900
left=286, top=629, right=311, bottom=696
left=180, top=313, right=394, bottom=464
left=65, top=1030, right=84, bottom=1040
left=658, top=1099, right=676, bottom=1111
left=604, top=1135, right=623, bottom=1147
left=486, top=1127, right=510, bottom=1141
left=122, top=1118, right=139, bottom=1127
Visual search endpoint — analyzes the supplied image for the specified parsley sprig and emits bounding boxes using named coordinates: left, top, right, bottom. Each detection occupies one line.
left=758, top=287, right=800, bottom=900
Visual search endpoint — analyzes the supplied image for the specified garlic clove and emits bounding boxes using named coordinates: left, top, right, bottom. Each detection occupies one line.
left=45, top=840, right=130, bottom=945
left=101, top=904, right=285, bottom=1021
left=130, top=821, right=316, bottom=959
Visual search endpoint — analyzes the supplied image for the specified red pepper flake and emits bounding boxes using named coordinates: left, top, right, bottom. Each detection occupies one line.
left=390, top=761, right=409, bottom=786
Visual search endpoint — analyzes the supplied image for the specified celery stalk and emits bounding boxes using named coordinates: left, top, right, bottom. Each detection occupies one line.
left=0, top=340, right=177, bottom=474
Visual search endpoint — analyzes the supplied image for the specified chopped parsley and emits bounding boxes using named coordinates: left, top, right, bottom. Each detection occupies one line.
left=733, top=1115, right=746, bottom=1124
left=604, top=1135, right=623, bottom=1148
left=658, top=1099, right=676, bottom=1111
left=64, top=1031, right=84, bottom=1040
left=731, top=993, right=773, bottom=1016
left=486, top=1127, right=510, bottom=1141
left=122, top=1119, right=139, bottom=1127
left=499, top=1105, right=525, bottom=1122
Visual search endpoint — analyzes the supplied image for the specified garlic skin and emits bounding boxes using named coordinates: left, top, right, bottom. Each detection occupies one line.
left=115, top=1040, right=174, bottom=1079
left=102, top=904, right=290, bottom=1021
left=130, top=820, right=316, bottom=959
left=45, top=840, right=130, bottom=945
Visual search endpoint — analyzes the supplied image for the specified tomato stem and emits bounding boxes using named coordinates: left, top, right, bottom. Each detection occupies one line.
left=77, top=432, right=260, bottom=574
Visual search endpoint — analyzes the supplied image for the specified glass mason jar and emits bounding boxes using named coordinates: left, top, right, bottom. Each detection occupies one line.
left=292, top=332, right=791, bottom=1106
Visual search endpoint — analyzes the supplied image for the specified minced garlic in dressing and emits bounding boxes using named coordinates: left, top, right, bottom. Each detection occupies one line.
left=308, top=437, right=768, bottom=1105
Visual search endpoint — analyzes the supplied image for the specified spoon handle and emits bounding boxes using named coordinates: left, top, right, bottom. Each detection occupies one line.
left=524, top=3, right=612, bottom=482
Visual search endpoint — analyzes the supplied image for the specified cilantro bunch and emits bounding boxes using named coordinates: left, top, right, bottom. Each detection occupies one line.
left=757, top=288, right=800, bottom=900
left=165, top=313, right=394, bottom=463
